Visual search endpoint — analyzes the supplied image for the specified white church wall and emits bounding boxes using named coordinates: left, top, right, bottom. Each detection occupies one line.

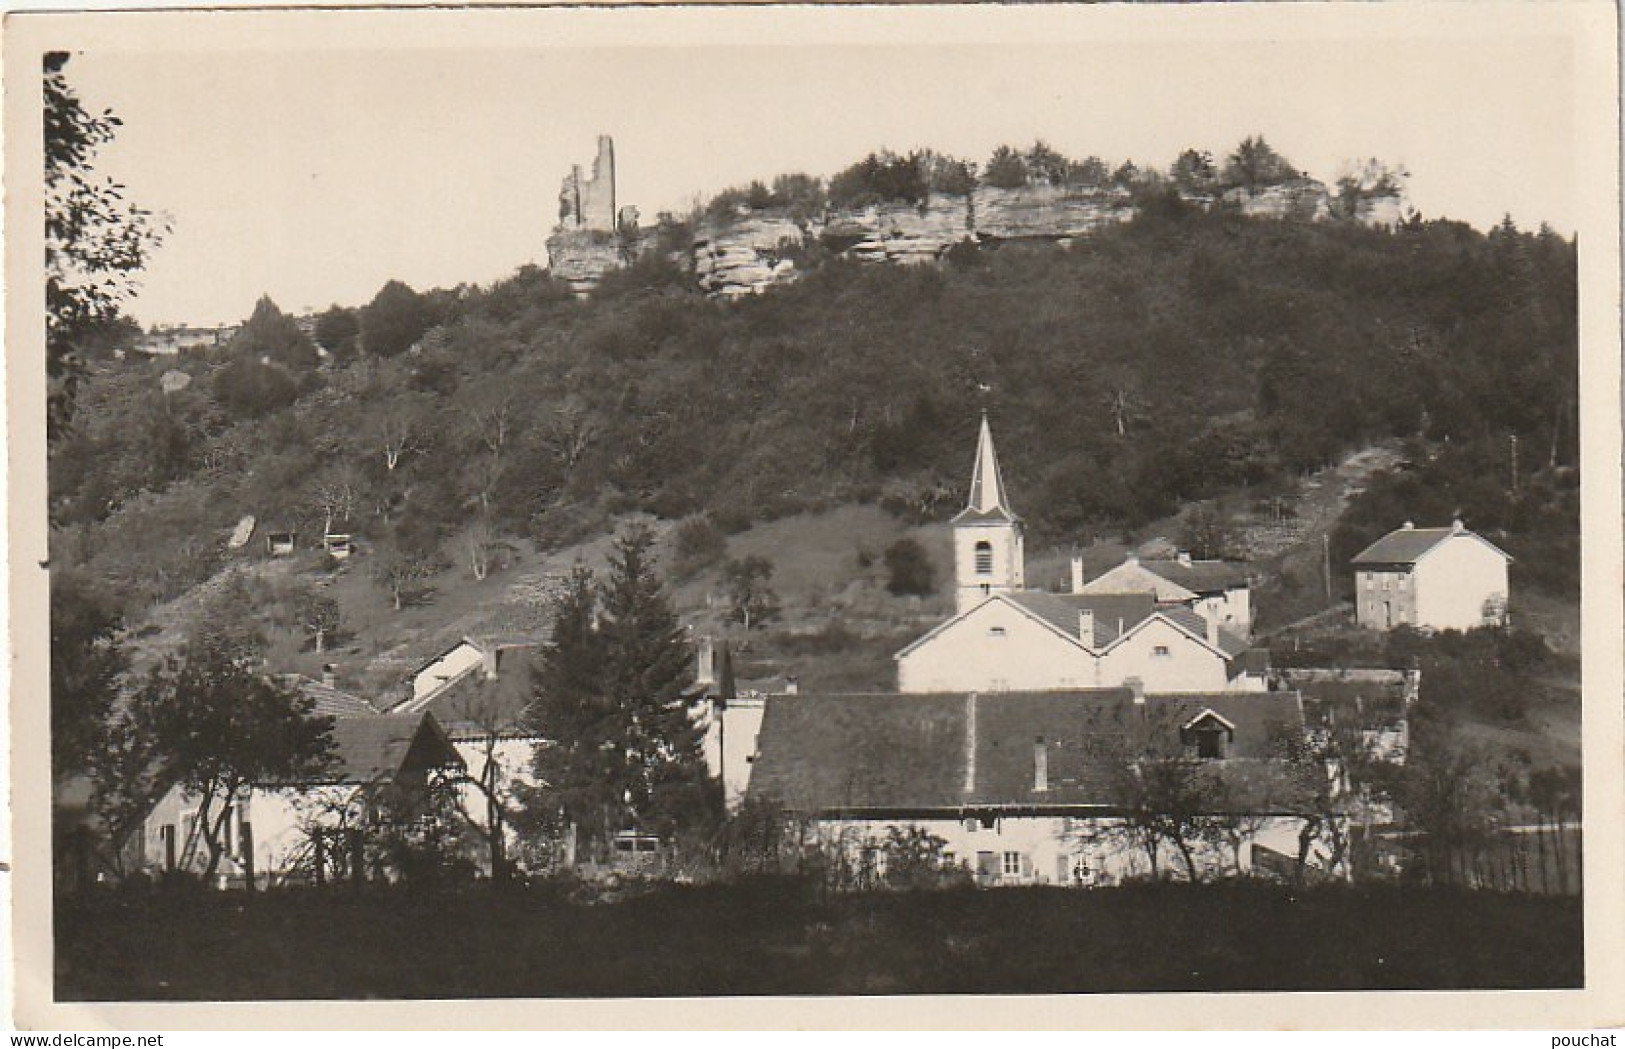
left=897, top=600, right=1088, bottom=693
left=1097, top=619, right=1230, bottom=692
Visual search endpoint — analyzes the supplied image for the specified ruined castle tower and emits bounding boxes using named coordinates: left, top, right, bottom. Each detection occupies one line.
left=558, top=135, right=617, bottom=232
left=547, top=135, right=638, bottom=297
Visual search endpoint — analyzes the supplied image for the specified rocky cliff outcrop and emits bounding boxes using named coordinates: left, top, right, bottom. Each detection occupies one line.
left=970, top=183, right=1139, bottom=241
left=1220, top=178, right=1333, bottom=223
left=546, top=229, right=626, bottom=298
left=821, top=195, right=972, bottom=263
left=693, top=212, right=807, bottom=298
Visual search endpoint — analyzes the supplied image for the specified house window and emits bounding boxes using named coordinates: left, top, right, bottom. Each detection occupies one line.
left=1195, top=728, right=1226, bottom=759
left=980, top=816, right=997, bottom=831
left=1153, top=645, right=1171, bottom=657
left=974, top=541, right=993, bottom=575
left=1002, top=851, right=1023, bottom=876
left=989, top=626, right=1007, bottom=639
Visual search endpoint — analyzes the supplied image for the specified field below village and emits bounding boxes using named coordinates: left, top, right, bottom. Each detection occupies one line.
left=55, top=880, right=1581, bottom=999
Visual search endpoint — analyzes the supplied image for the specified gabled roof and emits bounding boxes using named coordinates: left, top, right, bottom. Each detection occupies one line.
left=1352, top=524, right=1512, bottom=566
left=1160, top=608, right=1251, bottom=658
left=747, top=689, right=1307, bottom=815
left=895, top=590, right=1159, bottom=659
left=1138, top=558, right=1251, bottom=594
left=950, top=414, right=1021, bottom=525
left=397, top=650, right=540, bottom=739
left=896, top=590, right=1244, bottom=661
left=320, top=714, right=466, bottom=785
left=289, top=675, right=380, bottom=719
left=1005, top=591, right=1157, bottom=648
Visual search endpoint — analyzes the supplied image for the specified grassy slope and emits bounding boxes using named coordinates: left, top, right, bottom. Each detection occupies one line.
left=56, top=881, right=1582, bottom=999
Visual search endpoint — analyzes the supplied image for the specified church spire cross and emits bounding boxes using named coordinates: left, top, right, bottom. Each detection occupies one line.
left=967, top=413, right=1012, bottom=514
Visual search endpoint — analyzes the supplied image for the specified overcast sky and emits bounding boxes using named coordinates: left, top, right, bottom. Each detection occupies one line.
left=43, top=5, right=1588, bottom=328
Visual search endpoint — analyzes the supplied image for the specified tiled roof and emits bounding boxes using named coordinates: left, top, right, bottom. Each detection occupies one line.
left=745, top=693, right=968, bottom=810
left=1350, top=527, right=1453, bottom=564
left=321, top=714, right=465, bottom=784
left=291, top=676, right=380, bottom=719
left=1161, top=608, right=1251, bottom=657
left=1351, top=525, right=1510, bottom=566
left=747, top=689, right=1307, bottom=814
left=1004, top=591, right=1156, bottom=647
left=1139, top=559, right=1251, bottom=593
left=407, top=653, right=540, bottom=740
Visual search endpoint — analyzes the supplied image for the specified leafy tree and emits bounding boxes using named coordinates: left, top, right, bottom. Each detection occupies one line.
left=1221, top=135, right=1299, bottom=190
left=313, top=304, right=360, bottom=360
left=1066, top=155, right=1110, bottom=188
left=670, top=515, right=727, bottom=580
left=50, top=570, right=126, bottom=781
left=371, top=532, right=440, bottom=611
left=982, top=144, right=1029, bottom=189
left=1169, top=148, right=1218, bottom=193
left=128, top=631, right=336, bottom=878
left=296, top=589, right=342, bottom=654
left=722, top=554, right=781, bottom=632
left=882, top=537, right=936, bottom=597
left=230, top=295, right=318, bottom=369
left=1025, top=141, right=1070, bottom=187
left=360, top=279, right=432, bottom=358
left=212, top=356, right=301, bottom=419
left=45, top=52, right=167, bottom=440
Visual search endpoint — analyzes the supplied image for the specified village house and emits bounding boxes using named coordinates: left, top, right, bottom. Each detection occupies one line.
left=744, top=686, right=1322, bottom=885
left=1079, top=550, right=1254, bottom=638
left=894, top=415, right=1267, bottom=694
left=138, top=678, right=464, bottom=887
left=703, top=416, right=1335, bottom=883
left=387, top=651, right=546, bottom=874
left=1351, top=519, right=1511, bottom=631
left=402, top=635, right=537, bottom=709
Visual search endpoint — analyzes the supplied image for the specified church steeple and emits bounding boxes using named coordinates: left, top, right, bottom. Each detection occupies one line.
left=952, top=414, right=1025, bottom=613
left=964, top=412, right=1015, bottom=518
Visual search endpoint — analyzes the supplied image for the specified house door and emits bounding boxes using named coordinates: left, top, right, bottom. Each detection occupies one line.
left=1382, top=601, right=1392, bottom=628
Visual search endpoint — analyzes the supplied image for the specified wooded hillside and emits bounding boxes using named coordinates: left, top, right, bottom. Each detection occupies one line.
left=50, top=199, right=1578, bottom=625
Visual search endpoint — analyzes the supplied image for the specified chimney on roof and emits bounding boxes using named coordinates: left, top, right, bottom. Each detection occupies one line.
left=1452, top=517, right=1465, bottom=533
left=1126, top=551, right=1140, bottom=565
left=1078, top=609, right=1096, bottom=650
left=1206, top=614, right=1219, bottom=647
left=321, top=663, right=337, bottom=689
left=1033, top=736, right=1049, bottom=793
left=1071, top=554, right=1085, bottom=593
left=1177, top=550, right=1192, bottom=567
left=1125, top=676, right=1145, bottom=705
left=784, top=675, right=799, bottom=696
left=695, top=636, right=716, bottom=689
left=1402, top=520, right=1415, bottom=530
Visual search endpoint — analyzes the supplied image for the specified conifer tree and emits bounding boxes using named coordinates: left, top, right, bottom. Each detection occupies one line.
left=598, top=524, right=712, bottom=839
left=525, top=528, right=717, bottom=858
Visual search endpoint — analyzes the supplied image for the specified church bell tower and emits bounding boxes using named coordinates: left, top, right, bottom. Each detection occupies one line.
left=952, top=413, right=1025, bottom=614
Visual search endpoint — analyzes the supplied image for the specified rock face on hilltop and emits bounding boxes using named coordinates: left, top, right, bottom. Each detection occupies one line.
left=822, top=194, right=972, bottom=263
left=545, top=135, right=1410, bottom=298
left=682, top=175, right=1408, bottom=298
left=693, top=213, right=808, bottom=298
left=970, top=183, right=1140, bottom=241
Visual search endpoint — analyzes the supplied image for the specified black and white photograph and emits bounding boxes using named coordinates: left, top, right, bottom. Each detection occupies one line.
left=6, top=0, right=1621, bottom=1029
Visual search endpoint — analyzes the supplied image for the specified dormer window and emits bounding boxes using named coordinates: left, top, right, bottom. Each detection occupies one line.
left=1180, top=709, right=1237, bottom=760
left=1194, top=727, right=1226, bottom=759
left=975, top=541, right=993, bottom=575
